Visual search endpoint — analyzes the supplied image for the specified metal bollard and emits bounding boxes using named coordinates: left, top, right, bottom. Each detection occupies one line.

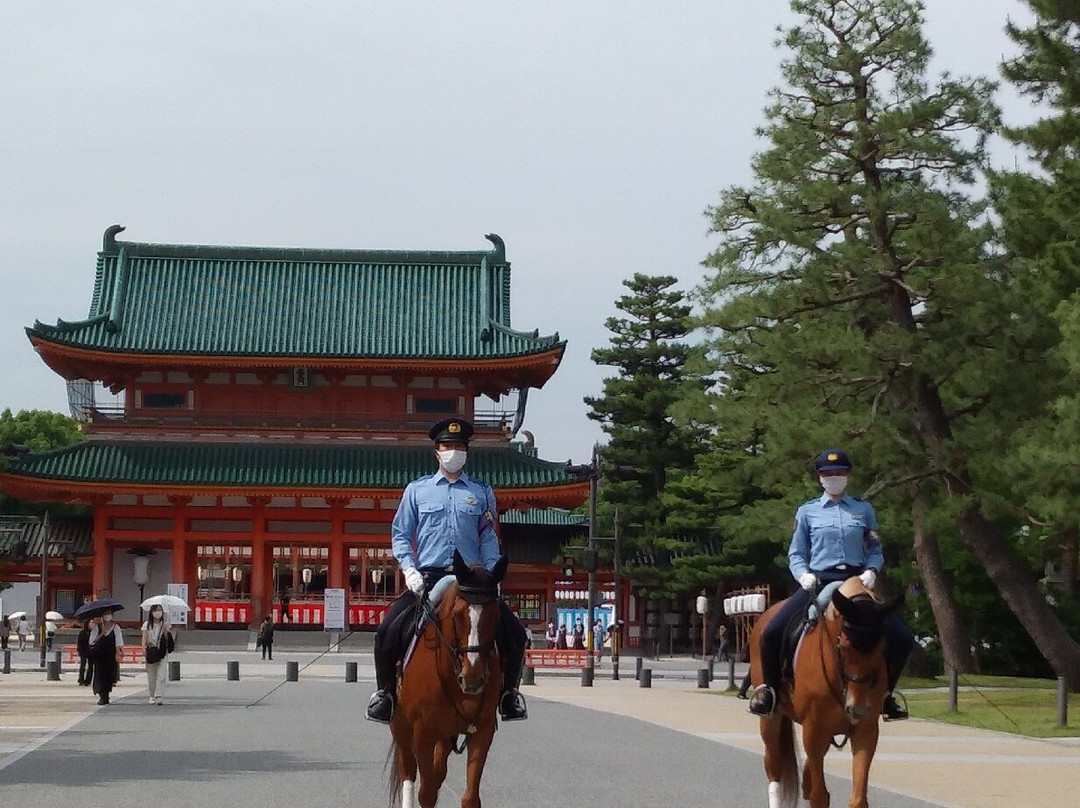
left=639, top=667, right=652, bottom=688
left=54, top=650, right=63, bottom=673
left=227, top=660, right=240, bottom=681
left=46, top=660, right=61, bottom=681
left=286, top=660, right=299, bottom=682
left=521, top=666, right=535, bottom=686
left=581, top=667, right=594, bottom=687
left=168, top=660, right=181, bottom=681
left=697, top=668, right=710, bottom=688
left=727, top=657, right=736, bottom=690
left=345, top=661, right=358, bottom=683
left=635, top=656, right=643, bottom=681
left=3, top=648, right=11, bottom=674
left=1058, top=677, right=1068, bottom=728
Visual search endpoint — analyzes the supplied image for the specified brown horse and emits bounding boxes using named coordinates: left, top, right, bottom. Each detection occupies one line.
left=748, top=577, right=903, bottom=808
left=387, top=554, right=507, bottom=808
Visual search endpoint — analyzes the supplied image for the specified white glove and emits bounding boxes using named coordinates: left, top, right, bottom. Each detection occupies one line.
left=404, top=568, right=426, bottom=596
left=859, top=569, right=877, bottom=590
left=799, top=572, right=817, bottom=591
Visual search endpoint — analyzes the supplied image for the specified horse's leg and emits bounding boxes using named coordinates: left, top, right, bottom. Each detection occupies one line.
left=391, top=721, right=418, bottom=808
left=760, top=715, right=799, bottom=808
left=460, top=725, right=496, bottom=808
left=847, top=719, right=879, bottom=808
left=413, top=730, right=443, bottom=808
left=800, top=719, right=832, bottom=808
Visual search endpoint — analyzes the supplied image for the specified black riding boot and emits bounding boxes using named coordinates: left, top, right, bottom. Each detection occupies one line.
left=366, top=641, right=398, bottom=723
left=499, top=649, right=527, bottom=721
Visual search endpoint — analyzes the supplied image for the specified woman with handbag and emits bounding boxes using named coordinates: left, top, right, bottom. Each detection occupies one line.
left=141, top=605, right=171, bottom=705
left=89, top=612, right=124, bottom=705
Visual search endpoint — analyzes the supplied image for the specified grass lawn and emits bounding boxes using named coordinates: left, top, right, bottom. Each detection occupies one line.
left=897, top=674, right=1080, bottom=738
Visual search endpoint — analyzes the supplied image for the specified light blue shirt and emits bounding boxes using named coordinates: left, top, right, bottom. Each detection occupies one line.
left=391, top=470, right=501, bottom=572
left=787, top=493, right=884, bottom=580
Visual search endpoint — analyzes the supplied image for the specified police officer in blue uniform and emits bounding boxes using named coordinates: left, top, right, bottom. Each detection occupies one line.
left=748, top=449, right=914, bottom=721
left=365, top=417, right=529, bottom=723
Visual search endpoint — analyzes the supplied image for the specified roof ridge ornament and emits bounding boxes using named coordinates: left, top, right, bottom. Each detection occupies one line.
left=103, top=224, right=126, bottom=254
left=484, top=233, right=505, bottom=263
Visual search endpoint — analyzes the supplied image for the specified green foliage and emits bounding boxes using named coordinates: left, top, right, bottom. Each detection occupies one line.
left=0, top=408, right=85, bottom=515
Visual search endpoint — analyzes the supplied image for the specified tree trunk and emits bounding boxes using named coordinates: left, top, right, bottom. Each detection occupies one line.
left=911, top=484, right=974, bottom=673
left=883, top=285, right=1080, bottom=691
left=955, top=504, right=1080, bottom=690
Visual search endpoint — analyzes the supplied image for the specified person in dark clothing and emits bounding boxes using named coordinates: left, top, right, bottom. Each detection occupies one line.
left=280, top=592, right=291, bottom=624
left=88, top=612, right=124, bottom=705
left=77, top=620, right=94, bottom=686
left=258, top=616, right=274, bottom=660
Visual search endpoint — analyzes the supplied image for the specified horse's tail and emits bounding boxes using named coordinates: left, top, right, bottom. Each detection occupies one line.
left=776, top=715, right=800, bottom=808
left=385, top=739, right=402, bottom=808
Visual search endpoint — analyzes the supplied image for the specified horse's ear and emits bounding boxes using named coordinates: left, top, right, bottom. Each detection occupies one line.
left=492, top=555, right=508, bottom=584
left=880, top=593, right=905, bottom=616
left=830, top=588, right=859, bottom=621
left=452, top=549, right=469, bottom=579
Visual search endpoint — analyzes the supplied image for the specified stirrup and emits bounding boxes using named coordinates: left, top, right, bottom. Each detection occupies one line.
left=499, top=689, right=528, bottom=721
left=365, top=690, right=394, bottom=724
left=882, top=691, right=908, bottom=721
left=747, top=684, right=776, bottom=716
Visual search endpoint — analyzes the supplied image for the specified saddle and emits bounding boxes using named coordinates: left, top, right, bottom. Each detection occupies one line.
left=778, top=581, right=844, bottom=682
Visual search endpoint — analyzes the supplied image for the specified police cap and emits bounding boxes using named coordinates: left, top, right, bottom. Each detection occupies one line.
left=814, top=448, right=853, bottom=472
left=428, top=417, right=473, bottom=445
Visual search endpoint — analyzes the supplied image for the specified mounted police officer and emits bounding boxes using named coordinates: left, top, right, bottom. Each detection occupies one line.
left=748, top=448, right=914, bottom=721
left=365, top=417, right=529, bottom=724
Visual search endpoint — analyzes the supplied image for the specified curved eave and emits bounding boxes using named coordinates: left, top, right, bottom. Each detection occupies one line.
left=28, top=333, right=566, bottom=388
left=0, top=473, right=589, bottom=510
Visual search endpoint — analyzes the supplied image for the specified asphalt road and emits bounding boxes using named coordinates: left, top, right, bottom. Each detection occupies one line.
left=0, top=672, right=947, bottom=808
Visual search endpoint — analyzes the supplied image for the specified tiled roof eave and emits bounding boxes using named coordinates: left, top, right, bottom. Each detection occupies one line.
left=27, top=331, right=565, bottom=368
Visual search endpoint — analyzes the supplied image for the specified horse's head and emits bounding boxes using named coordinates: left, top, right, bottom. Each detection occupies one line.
left=827, top=578, right=903, bottom=723
left=441, top=551, right=507, bottom=696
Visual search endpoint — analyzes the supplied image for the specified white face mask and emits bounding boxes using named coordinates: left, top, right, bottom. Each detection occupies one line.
left=820, top=475, right=848, bottom=496
left=437, top=449, right=467, bottom=474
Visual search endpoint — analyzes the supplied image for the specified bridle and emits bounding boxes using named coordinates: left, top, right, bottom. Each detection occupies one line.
left=816, top=604, right=883, bottom=748
left=417, top=589, right=499, bottom=748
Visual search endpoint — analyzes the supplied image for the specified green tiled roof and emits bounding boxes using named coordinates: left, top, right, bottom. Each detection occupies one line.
left=0, top=515, right=93, bottom=557
left=29, top=227, right=563, bottom=361
left=500, top=508, right=587, bottom=526
left=4, top=441, right=578, bottom=491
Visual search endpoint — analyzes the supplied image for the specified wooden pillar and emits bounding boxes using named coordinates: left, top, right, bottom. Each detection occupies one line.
left=167, top=496, right=193, bottom=616
left=248, top=496, right=270, bottom=626
left=291, top=546, right=300, bottom=595
left=92, top=500, right=111, bottom=597
left=328, top=498, right=347, bottom=591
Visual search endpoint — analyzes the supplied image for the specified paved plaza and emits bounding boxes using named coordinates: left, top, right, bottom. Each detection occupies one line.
left=2, top=647, right=1078, bottom=807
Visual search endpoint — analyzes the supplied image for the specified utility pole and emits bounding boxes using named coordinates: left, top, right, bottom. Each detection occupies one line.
left=38, top=511, right=50, bottom=669
left=611, top=511, right=622, bottom=680
left=584, top=444, right=599, bottom=685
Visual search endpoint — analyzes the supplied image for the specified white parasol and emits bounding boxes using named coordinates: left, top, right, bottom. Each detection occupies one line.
left=45, top=611, right=64, bottom=621
left=140, top=594, right=190, bottom=612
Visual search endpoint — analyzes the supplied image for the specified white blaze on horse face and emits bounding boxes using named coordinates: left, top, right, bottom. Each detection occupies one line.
left=467, top=604, right=483, bottom=666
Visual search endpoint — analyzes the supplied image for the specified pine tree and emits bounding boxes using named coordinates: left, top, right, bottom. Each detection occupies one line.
left=584, top=274, right=707, bottom=589
left=696, top=0, right=1080, bottom=685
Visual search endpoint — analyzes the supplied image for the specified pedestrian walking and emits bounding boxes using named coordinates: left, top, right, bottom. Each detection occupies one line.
left=89, top=612, right=124, bottom=705
left=571, top=620, right=585, bottom=650
left=280, top=591, right=291, bottom=624
left=45, top=618, right=57, bottom=651
left=0, top=616, right=10, bottom=651
left=545, top=619, right=557, bottom=649
left=141, top=605, right=171, bottom=705
left=77, top=620, right=94, bottom=686
left=259, top=615, right=274, bottom=660
left=593, top=617, right=606, bottom=662
left=555, top=623, right=568, bottom=649
left=16, top=615, right=31, bottom=650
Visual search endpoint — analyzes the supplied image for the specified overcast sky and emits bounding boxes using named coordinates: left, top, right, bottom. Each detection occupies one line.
left=1, top=1, right=1036, bottom=465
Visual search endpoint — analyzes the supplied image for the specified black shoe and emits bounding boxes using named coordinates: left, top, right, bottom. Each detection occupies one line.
left=748, top=685, right=776, bottom=716
left=882, top=692, right=908, bottom=721
left=97, top=697, right=108, bottom=705
left=366, top=689, right=394, bottom=723
left=499, top=689, right=528, bottom=721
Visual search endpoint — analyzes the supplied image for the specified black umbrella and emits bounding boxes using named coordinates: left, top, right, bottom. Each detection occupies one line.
left=73, top=598, right=124, bottom=620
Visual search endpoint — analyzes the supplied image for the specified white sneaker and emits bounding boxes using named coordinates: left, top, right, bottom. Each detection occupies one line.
left=149, top=697, right=156, bottom=704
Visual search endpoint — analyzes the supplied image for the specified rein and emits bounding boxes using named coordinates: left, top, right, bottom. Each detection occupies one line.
left=815, top=606, right=883, bottom=750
